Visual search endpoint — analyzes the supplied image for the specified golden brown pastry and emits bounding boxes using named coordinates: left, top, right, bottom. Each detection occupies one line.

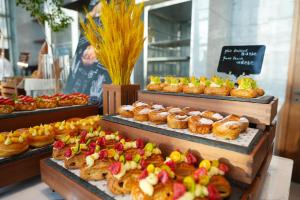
left=147, top=76, right=163, bottom=91
left=167, top=114, right=189, bottom=129
left=119, top=105, right=135, bottom=118
left=0, top=97, right=15, bottom=114
left=230, top=77, right=265, bottom=98
left=76, top=115, right=101, bottom=132
left=182, top=77, right=205, bottom=94
left=35, top=95, right=58, bottom=109
left=53, top=94, right=74, bottom=106
left=133, top=107, right=152, bottom=122
left=188, top=116, right=214, bottom=134
left=0, top=131, right=29, bottom=157
left=148, top=110, right=169, bottom=124
left=162, top=77, right=183, bottom=93
left=167, top=107, right=185, bottom=115
left=14, top=95, right=37, bottom=111
left=52, top=120, right=78, bottom=140
left=201, top=111, right=224, bottom=121
left=187, top=110, right=202, bottom=116
left=70, top=93, right=89, bottom=105
left=27, top=125, right=55, bottom=147
left=212, top=115, right=249, bottom=140
left=204, top=76, right=234, bottom=96
left=133, top=101, right=150, bottom=109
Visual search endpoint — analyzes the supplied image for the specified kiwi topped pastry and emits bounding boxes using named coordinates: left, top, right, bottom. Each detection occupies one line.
left=147, top=76, right=163, bottom=91
left=0, top=97, right=15, bottom=114
left=230, top=77, right=265, bottom=98
left=163, top=77, right=183, bottom=93
left=204, top=76, right=234, bottom=96
left=0, top=131, right=29, bottom=157
left=183, top=76, right=205, bottom=94
left=27, top=124, right=55, bottom=147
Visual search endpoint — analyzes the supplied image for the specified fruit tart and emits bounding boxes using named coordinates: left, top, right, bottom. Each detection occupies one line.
left=188, top=116, right=214, bottom=134
left=52, top=135, right=78, bottom=160
left=147, top=76, right=163, bottom=91
left=53, top=93, right=74, bottom=106
left=106, top=142, right=164, bottom=195
left=27, top=124, right=55, bottom=147
left=163, top=77, right=183, bottom=93
left=14, top=95, right=37, bottom=111
left=204, top=76, right=234, bottom=96
left=0, top=131, right=29, bottom=157
left=212, top=115, right=249, bottom=140
left=230, top=77, right=265, bottom=98
left=183, top=76, right=205, bottom=94
left=35, top=95, right=58, bottom=109
left=70, top=92, right=89, bottom=105
left=0, top=97, right=14, bottom=114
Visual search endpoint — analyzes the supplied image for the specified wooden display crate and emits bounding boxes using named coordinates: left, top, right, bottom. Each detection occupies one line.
left=99, top=119, right=276, bottom=185
left=138, top=91, right=278, bottom=125
left=103, top=84, right=140, bottom=115
left=0, top=145, right=52, bottom=187
left=40, top=142, right=273, bottom=200
left=0, top=104, right=99, bottom=132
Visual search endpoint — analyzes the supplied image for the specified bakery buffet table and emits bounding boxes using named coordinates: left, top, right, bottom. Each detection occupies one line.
left=0, top=155, right=293, bottom=200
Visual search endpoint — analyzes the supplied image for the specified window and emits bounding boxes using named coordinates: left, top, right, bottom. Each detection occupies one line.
left=0, top=0, right=10, bottom=49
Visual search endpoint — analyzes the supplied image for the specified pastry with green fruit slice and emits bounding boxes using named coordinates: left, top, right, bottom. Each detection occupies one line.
left=147, top=76, right=163, bottom=91
left=230, top=77, right=264, bottom=98
left=204, top=76, right=234, bottom=96
left=183, top=76, right=205, bottom=94
left=162, top=77, right=183, bottom=93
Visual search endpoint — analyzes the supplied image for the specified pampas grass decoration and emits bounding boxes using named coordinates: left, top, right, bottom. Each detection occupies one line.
left=80, top=0, right=144, bottom=85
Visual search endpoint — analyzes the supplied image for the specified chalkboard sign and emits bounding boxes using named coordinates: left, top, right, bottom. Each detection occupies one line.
left=217, top=45, right=266, bottom=77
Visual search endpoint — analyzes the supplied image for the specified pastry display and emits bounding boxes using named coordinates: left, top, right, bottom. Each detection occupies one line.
left=35, top=95, right=58, bottom=109
left=27, top=125, right=55, bottom=147
left=0, top=131, right=29, bottom=157
left=204, top=76, right=234, bottom=96
left=162, top=77, right=183, bottom=93
left=0, top=97, right=15, bottom=114
left=167, top=114, right=189, bottom=129
left=230, top=77, right=265, bottom=98
left=118, top=105, right=134, bottom=118
left=14, top=95, right=37, bottom=111
left=188, top=116, right=214, bottom=134
left=146, top=76, right=163, bottom=91
left=183, top=77, right=205, bottom=94
left=212, top=115, right=249, bottom=140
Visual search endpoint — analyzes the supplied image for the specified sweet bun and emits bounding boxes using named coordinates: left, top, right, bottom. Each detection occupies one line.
left=188, top=116, right=213, bottom=134
left=201, top=111, right=224, bottom=121
left=14, top=95, right=37, bottom=111
left=182, top=84, right=204, bottom=94
left=0, top=131, right=29, bottom=157
left=0, top=97, right=15, bottom=114
left=187, top=110, right=202, bottom=116
left=163, top=84, right=183, bottom=93
left=148, top=110, right=169, bottom=124
left=27, top=125, right=55, bottom=147
left=133, top=107, right=151, bottom=122
left=204, top=86, right=230, bottom=96
left=133, top=101, right=150, bottom=109
left=167, top=114, right=189, bottom=129
left=35, top=96, right=58, bottom=109
left=80, top=159, right=113, bottom=181
left=118, top=105, right=134, bottom=118
left=146, top=76, right=163, bottom=91
left=230, top=88, right=258, bottom=98
left=167, top=107, right=185, bottom=115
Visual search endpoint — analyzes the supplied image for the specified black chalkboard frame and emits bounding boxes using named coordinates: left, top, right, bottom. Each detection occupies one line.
left=217, top=45, right=266, bottom=77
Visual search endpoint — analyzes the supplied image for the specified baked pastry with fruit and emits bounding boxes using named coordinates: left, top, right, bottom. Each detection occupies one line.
left=106, top=142, right=164, bottom=195
left=76, top=115, right=101, bottom=132
left=188, top=116, right=214, bottom=134
left=212, top=115, right=249, bottom=140
left=0, top=97, right=14, bottom=114
left=201, top=111, right=224, bottom=122
left=53, top=94, right=74, bottom=106
left=0, top=131, right=28, bottom=157
left=148, top=109, right=169, bottom=124
left=52, top=137, right=77, bottom=160
left=183, top=77, right=205, bottom=94
left=35, top=95, right=58, bottom=109
left=167, top=114, right=189, bottom=129
left=162, top=77, right=183, bottom=93
left=27, top=124, right=55, bottom=147
left=204, top=76, right=234, bottom=96
left=14, top=95, right=37, bottom=111
left=230, top=77, right=265, bottom=98
left=118, top=105, right=134, bottom=118
left=133, top=106, right=152, bottom=122
left=52, top=120, right=78, bottom=140
left=147, top=76, right=163, bottom=91
left=70, top=93, right=89, bottom=105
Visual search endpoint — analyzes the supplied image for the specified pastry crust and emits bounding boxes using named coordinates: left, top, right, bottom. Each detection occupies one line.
left=53, top=145, right=72, bottom=160
left=167, top=114, right=189, bottom=129
left=230, top=88, right=258, bottom=98
left=188, top=116, right=213, bottom=134
left=118, top=105, right=134, bottom=118
left=212, top=115, right=249, bottom=140
left=133, top=107, right=151, bottom=122
left=167, top=107, right=185, bottom=115
left=256, top=88, right=265, bottom=97
left=148, top=110, right=169, bottom=124
left=64, top=153, right=86, bottom=169
left=80, top=159, right=113, bottom=181
left=163, top=84, right=183, bottom=93
left=133, top=101, right=150, bottom=109
left=182, top=85, right=204, bottom=94
left=201, top=111, right=224, bottom=121
left=204, top=86, right=231, bottom=96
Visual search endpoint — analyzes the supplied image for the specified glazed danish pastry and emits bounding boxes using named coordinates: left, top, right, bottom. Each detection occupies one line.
left=167, top=114, right=189, bottom=129
left=118, top=105, right=134, bottom=118
left=188, top=116, right=214, bottom=134
left=0, top=131, right=29, bottom=157
left=35, top=95, right=58, bottom=109
left=0, top=97, right=14, bottom=114
left=27, top=124, right=55, bottom=147
left=53, top=120, right=78, bottom=140
left=212, top=115, right=249, bottom=140
left=201, top=111, right=224, bottom=121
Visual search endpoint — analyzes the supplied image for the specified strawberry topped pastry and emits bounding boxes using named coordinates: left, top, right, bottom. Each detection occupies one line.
left=14, top=95, right=37, bottom=111
left=70, top=92, right=89, bottom=105
left=53, top=93, right=74, bottom=107
left=35, top=95, right=58, bottom=109
left=0, top=97, right=15, bottom=114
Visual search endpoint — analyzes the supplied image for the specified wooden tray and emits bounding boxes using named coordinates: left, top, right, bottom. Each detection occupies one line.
left=40, top=147, right=273, bottom=200
left=99, top=119, right=276, bottom=184
left=0, top=104, right=99, bottom=132
left=141, top=90, right=274, bottom=104
left=0, top=145, right=52, bottom=187
left=138, top=91, right=278, bottom=125
left=103, top=115, right=262, bottom=154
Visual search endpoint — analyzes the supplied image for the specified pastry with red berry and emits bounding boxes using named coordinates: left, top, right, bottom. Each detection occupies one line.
left=70, top=93, right=89, bottom=105
left=14, top=95, right=37, bottom=111
left=35, top=95, right=57, bottom=109
left=0, top=97, right=15, bottom=114
left=53, top=94, right=74, bottom=106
